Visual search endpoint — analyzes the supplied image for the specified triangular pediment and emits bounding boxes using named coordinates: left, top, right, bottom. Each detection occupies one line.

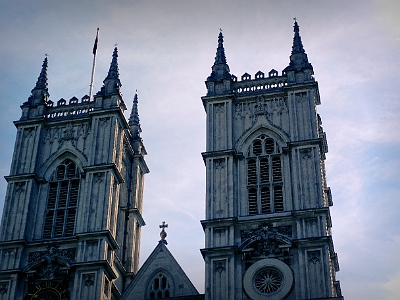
left=120, top=242, right=199, bottom=300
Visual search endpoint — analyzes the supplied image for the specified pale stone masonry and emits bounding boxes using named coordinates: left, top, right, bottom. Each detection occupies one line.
left=200, top=22, right=343, bottom=299
left=0, top=21, right=344, bottom=300
left=0, top=48, right=148, bottom=299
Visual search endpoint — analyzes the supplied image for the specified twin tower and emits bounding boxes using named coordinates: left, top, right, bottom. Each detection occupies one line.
left=0, top=22, right=343, bottom=299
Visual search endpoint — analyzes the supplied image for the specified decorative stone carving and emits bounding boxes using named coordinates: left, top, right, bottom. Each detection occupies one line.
left=62, top=122, right=75, bottom=140
left=23, top=127, right=36, bottom=139
left=28, top=244, right=76, bottom=264
left=214, top=103, right=225, bottom=114
left=77, top=123, right=91, bottom=140
left=308, top=251, right=321, bottom=265
left=0, top=282, right=8, bottom=296
left=99, top=117, right=111, bottom=127
left=213, top=260, right=226, bottom=274
left=214, top=159, right=224, bottom=170
left=93, top=172, right=105, bottom=183
left=295, top=92, right=307, bottom=103
left=83, top=273, right=95, bottom=287
left=14, top=182, right=26, bottom=194
left=300, top=148, right=312, bottom=160
left=240, top=223, right=292, bottom=258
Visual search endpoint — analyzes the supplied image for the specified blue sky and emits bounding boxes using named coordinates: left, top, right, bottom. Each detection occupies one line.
left=0, top=0, right=399, bottom=298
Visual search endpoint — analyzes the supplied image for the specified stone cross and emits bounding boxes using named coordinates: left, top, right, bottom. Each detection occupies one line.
left=159, top=221, right=168, bottom=230
left=159, top=221, right=168, bottom=244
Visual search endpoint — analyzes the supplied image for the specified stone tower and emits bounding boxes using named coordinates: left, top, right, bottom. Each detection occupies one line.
left=201, top=23, right=343, bottom=299
left=0, top=48, right=149, bottom=299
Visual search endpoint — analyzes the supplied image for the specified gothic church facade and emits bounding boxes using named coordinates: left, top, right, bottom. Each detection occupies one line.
left=0, top=48, right=148, bottom=299
left=0, top=21, right=343, bottom=300
left=200, top=22, right=343, bottom=299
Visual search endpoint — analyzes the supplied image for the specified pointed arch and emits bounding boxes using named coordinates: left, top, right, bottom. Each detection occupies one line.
left=240, top=125, right=286, bottom=216
left=146, top=269, right=175, bottom=299
left=43, top=158, right=81, bottom=238
left=39, top=147, right=87, bottom=180
left=237, top=123, right=289, bottom=154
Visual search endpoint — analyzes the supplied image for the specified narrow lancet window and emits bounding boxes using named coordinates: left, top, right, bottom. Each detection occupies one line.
left=248, top=188, right=258, bottom=215
left=247, top=159, right=257, bottom=185
left=274, top=186, right=284, bottom=212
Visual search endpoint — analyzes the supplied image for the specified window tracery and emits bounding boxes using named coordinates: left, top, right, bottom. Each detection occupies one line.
left=43, top=159, right=80, bottom=238
left=148, top=271, right=172, bottom=299
left=246, top=135, right=284, bottom=215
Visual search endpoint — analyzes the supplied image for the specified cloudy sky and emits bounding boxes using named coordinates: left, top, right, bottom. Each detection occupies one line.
left=1, top=0, right=400, bottom=298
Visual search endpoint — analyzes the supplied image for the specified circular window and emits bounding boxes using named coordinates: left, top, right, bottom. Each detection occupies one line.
left=254, top=268, right=283, bottom=294
left=243, top=258, right=293, bottom=300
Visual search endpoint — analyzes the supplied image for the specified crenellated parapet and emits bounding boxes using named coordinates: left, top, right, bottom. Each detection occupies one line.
left=44, top=95, right=95, bottom=120
left=232, top=71, right=288, bottom=96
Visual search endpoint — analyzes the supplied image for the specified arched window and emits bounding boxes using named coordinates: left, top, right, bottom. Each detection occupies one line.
left=148, top=271, right=172, bottom=299
left=43, top=159, right=80, bottom=238
left=246, top=135, right=284, bottom=215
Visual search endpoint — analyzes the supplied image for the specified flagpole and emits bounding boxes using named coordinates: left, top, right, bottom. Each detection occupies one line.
left=89, top=28, right=99, bottom=101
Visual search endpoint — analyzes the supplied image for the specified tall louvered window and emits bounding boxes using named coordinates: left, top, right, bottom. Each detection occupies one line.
left=246, top=136, right=284, bottom=215
left=43, top=159, right=80, bottom=238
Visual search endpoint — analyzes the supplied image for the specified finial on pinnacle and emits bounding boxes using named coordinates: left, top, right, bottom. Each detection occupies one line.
left=159, top=221, right=168, bottom=244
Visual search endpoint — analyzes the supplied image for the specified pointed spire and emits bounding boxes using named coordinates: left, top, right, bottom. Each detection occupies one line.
left=291, top=20, right=305, bottom=54
left=26, top=56, right=50, bottom=106
left=214, top=31, right=227, bottom=65
left=97, top=47, right=122, bottom=96
left=207, top=30, right=231, bottom=82
left=34, top=56, right=48, bottom=90
left=284, top=20, right=313, bottom=73
left=106, top=47, right=120, bottom=80
left=129, top=91, right=142, bottom=138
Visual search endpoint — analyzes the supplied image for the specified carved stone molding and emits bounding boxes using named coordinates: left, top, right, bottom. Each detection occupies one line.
left=308, top=251, right=321, bottom=265
left=99, top=117, right=111, bottom=127
left=214, top=159, right=225, bottom=170
left=240, top=223, right=292, bottom=258
left=28, top=244, right=76, bottom=264
left=14, top=182, right=26, bottom=194
left=214, top=103, right=225, bottom=114
left=213, top=260, right=226, bottom=274
left=23, top=127, right=36, bottom=139
left=295, top=92, right=307, bottom=103
left=299, top=148, right=312, bottom=160
left=0, top=282, right=8, bottom=296
left=62, top=122, right=75, bottom=141
left=93, top=172, right=105, bottom=183
left=83, top=273, right=95, bottom=287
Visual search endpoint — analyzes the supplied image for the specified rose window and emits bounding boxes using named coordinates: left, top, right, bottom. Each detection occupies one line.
left=254, top=268, right=283, bottom=294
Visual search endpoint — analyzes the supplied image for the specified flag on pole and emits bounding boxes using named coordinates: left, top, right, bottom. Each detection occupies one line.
left=92, top=28, right=99, bottom=55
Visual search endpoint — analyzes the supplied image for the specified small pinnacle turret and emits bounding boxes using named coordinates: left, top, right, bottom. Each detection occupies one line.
left=207, top=31, right=231, bottom=82
left=26, top=56, right=50, bottom=106
left=129, top=91, right=142, bottom=138
left=284, top=20, right=313, bottom=73
left=97, top=47, right=122, bottom=96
